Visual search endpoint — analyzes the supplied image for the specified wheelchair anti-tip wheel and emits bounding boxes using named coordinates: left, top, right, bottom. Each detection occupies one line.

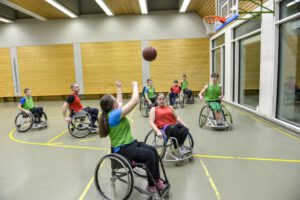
left=68, top=110, right=92, bottom=138
left=94, top=153, right=134, bottom=200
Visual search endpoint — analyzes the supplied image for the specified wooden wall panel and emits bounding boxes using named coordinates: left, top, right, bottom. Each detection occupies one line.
left=17, top=45, right=75, bottom=96
left=0, top=48, right=14, bottom=97
left=104, top=0, right=141, bottom=15
left=81, top=41, right=142, bottom=94
left=149, top=39, right=210, bottom=92
left=187, top=0, right=215, bottom=17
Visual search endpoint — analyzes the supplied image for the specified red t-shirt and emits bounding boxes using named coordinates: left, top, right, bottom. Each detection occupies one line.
left=170, top=85, right=181, bottom=94
left=155, top=106, right=177, bottom=129
left=66, top=93, right=83, bottom=112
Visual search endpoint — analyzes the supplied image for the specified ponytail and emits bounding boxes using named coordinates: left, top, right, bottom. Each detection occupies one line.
left=98, top=112, right=109, bottom=138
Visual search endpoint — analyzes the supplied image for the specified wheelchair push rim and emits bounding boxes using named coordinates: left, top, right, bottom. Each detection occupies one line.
left=199, top=105, right=209, bottom=128
left=144, top=130, right=167, bottom=159
left=94, top=154, right=134, bottom=200
left=68, top=111, right=92, bottom=138
left=15, top=112, right=34, bottom=132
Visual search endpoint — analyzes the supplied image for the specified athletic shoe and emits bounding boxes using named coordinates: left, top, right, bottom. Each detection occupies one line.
left=179, top=146, right=190, bottom=156
left=147, top=186, right=157, bottom=193
left=156, top=179, right=166, bottom=190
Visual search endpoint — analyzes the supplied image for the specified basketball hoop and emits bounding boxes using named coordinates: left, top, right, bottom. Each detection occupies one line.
left=203, top=16, right=226, bottom=35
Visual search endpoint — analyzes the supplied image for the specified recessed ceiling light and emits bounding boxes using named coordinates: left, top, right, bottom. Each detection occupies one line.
left=139, top=0, right=148, bottom=14
left=45, top=0, right=78, bottom=18
left=179, top=0, right=191, bottom=13
left=95, top=0, right=114, bottom=16
left=0, top=16, right=13, bottom=23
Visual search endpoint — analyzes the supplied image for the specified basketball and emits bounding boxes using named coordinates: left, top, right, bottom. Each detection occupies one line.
left=142, top=47, right=157, bottom=61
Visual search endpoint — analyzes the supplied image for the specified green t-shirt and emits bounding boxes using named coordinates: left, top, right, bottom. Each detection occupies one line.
left=146, top=86, right=156, bottom=99
left=181, top=80, right=188, bottom=91
left=20, top=96, right=34, bottom=110
left=205, top=83, right=221, bottom=102
left=108, top=109, right=134, bottom=148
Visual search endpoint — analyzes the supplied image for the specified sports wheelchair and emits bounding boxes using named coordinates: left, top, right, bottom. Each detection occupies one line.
left=15, top=111, right=47, bottom=132
left=68, top=110, right=96, bottom=138
left=182, top=92, right=194, bottom=104
left=166, top=93, right=184, bottom=108
left=94, top=152, right=171, bottom=200
left=198, top=102, right=233, bottom=129
left=139, top=96, right=150, bottom=117
left=144, top=129, right=194, bottom=163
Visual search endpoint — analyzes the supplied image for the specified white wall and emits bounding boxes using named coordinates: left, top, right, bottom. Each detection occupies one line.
left=0, top=11, right=208, bottom=48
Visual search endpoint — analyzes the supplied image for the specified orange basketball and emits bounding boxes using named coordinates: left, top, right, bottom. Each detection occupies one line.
left=142, top=47, right=157, bottom=62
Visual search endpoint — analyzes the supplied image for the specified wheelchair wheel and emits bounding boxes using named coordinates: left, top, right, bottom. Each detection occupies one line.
left=68, top=111, right=92, bottom=138
left=139, top=98, right=149, bottom=117
left=222, top=105, right=233, bottom=125
left=179, top=95, right=185, bottom=108
left=15, top=112, right=33, bottom=132
left=144, top=130, right=167, bottom=159
left=199, top=105, right=209, bottom=127
left=94, top=153, right=134, bottom=200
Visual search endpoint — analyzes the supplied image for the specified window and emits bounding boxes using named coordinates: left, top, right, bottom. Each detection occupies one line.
left=238, top=34, right=261, bottom=109
left=280, top=0, right=300, bottom=19
left=234, top=19, right=261, bottom=39
left=276, top=18, right=300, bottom=126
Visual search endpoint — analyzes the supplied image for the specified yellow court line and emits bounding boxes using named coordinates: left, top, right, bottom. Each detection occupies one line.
left=200, top=159, right=221, bottom=200
left=193, top=154, right=300, bottom=163
left=78, top=176, right=94, bottom=200
left=79, top=138, right=96, bottom=143
left=47, top=130, right=68, bottom=143
left=228, top=105, right=300, bottom=141
left=9, top=129, right=109, bottom=151
left=79, top=150, right=110, bottom=200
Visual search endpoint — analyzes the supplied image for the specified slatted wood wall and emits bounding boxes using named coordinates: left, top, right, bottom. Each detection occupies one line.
left=0, top=48, right=14, bottom=97
left=149, top=39, right=210, bottom=92
left=81, top=41, right=142, bottom=94
left=17, top=44, right=75, bottom=96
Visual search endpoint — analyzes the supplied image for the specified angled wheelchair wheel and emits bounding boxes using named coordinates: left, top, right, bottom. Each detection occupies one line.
left=68, top=111, right=92, bottom=138
left=15, top=112, right=34, bottom=132
left=139, top=98, right=149, bottom=117
left=179, top=95, right=185, bottom=108
left=199, top=105, right=209, bottom=128
left=94, top=153, right=134, bottom=200
left=222, top=105, right=233, bottom=125
left=144, top=130, right=167, bottom=159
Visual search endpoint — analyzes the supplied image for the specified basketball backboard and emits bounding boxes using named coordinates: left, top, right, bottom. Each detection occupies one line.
left=215, top=0, right=239, bottom=31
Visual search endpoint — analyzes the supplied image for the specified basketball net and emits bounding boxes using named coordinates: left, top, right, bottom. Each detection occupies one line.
left=203, top=16, right=226, bottom=35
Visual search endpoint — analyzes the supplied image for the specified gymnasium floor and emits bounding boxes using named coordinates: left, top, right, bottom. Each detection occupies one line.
left=1, top=99, right=300, bottom=200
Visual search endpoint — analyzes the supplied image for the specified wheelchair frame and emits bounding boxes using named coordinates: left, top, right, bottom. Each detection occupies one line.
left=144, top=129, right=194, bottom=163
left=94, top=152, right=171, bottom=200
left=198, top=103, right=233, bottom=129
left=15, top=111, right=47, bottom=132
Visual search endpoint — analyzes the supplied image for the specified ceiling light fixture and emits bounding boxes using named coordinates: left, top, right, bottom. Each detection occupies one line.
left=45, top=0, right=78, bottom=18
left=179, top=0, right=191, bottom=13
left=287, top=0, right=300, bottom=7
left=0, top=0, right=46, bottom=21
left=0, top=16, right=13, bottom=23
left=95, top=0, right=114, bottom=16
left=139, top=0, right=148, bottom=14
